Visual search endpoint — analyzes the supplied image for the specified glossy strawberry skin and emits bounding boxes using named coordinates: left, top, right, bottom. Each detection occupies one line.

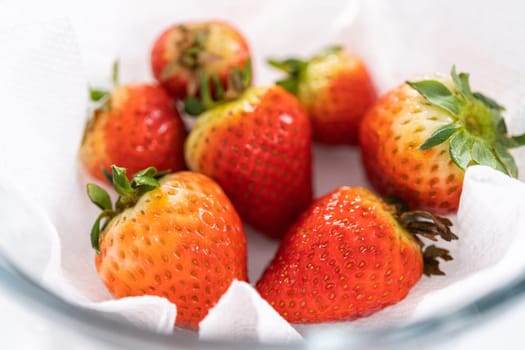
left=256, top=187, right=422, bottom=323
left=359, top=82, right=464, bottom=213
left=95, top=171, right=247, bottom=330
left=185, top=85, right=313, bottom=238
left=79, top=84, right=187, bottom=182
left=298, top=51, right=376, bottom=144
left=151, top=20, right=250, bottom=99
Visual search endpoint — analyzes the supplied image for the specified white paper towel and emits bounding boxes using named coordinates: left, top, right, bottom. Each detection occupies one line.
left=0, top=0, right=525, bottom=343
left=199, top=281, right=302, bottom=343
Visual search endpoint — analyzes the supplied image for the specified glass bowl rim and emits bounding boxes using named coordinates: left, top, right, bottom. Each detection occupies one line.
left=1, top=249, right=525, bottom=349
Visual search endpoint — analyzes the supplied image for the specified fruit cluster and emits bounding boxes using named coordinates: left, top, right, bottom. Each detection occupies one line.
left=80, top=20, right=524, bottom=330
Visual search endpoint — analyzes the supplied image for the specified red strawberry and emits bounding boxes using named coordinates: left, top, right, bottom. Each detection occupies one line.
left=151, top=20, right=251, bottom=100
left=360, top=67, right=525, bottom=213
left=87, top=166, right=247, bottom=330
left=268, top=46, right=376, bottom=144
left=79, top=71, right=187, bottom=182
left=185, top=85, right=313, bottom=238
left=256, top=187, right=456, bottom=323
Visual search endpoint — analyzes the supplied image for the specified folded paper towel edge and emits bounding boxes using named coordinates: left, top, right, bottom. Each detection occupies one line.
left=86, top=296, right=177, bottom=334
left=462, top=165, right=524, bottom=186
left=199, top=280, right=303, bottom=343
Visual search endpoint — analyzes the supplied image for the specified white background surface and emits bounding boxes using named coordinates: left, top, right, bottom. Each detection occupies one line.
left=2, top=0, right=525, bottom=348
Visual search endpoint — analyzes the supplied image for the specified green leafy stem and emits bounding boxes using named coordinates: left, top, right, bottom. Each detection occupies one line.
left=88, top=60, right=120, bottom=104
left=408, top=66, right=525, bottom=177
left=182, top=59, right=252, bottom=116
left=86, top=165, right=168, bottom=253
left=267, top=45, right=343, bottom=95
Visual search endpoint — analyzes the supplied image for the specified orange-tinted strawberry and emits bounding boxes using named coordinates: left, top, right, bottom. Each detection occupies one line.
left=256, top=187, right=456, bottom=323
left=269, top=47, right=376, bottom=144
left=79, top=83, right=186, bottom=182
left=185, top=85, right=313, bottom=238
left=360, top=67, right=525, bottom=213
left=87, top=166, right=247, bottom=330
left=151, top=20, right=251, bottom=100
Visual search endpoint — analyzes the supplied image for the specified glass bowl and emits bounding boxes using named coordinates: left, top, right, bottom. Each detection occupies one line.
left=2, top=197, right=525, bottom=350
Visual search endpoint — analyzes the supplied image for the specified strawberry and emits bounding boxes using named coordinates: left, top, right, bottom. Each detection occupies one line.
left=151, top=20, right=251, bottom=101
left=256, top=187, right=456, bottom=323
left=359, top=66, right=525, bottom=213
left=185, top=85, right=313, bottom=238
left=268, top=46, right=376, bottom=144
left=87, top=166, right=247, bottom=330
left=79, top=64, right=186, bottom=182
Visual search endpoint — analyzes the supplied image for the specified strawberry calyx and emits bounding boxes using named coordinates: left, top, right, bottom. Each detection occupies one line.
left=82, top=61, right=120, bottom=146
left=88, top=60, right=120, bottom=105
left=182, top=59, right=252, bottom=116
left=159, top=24, right=252, bottom=108
left=388, top=200, right=458, bottom=276
left=87, top=165, right=168, bottom=254
left=422, top=245, right=453, bottom=277
left=408, top=66, right=525, bottom=177
left=178, top=27, right=211, bottom=71
left=267, top=45, right=343, bottom=95
left=398, top=210, right=457, bottom=244
left=401, top=210, right=456, bottom=276
left=159, top=26, right=216, bottom=84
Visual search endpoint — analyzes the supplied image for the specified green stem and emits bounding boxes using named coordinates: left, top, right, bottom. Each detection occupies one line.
left=87, top=165, right=165, bottom=253
left=459, top=99, right=495, bottom=142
